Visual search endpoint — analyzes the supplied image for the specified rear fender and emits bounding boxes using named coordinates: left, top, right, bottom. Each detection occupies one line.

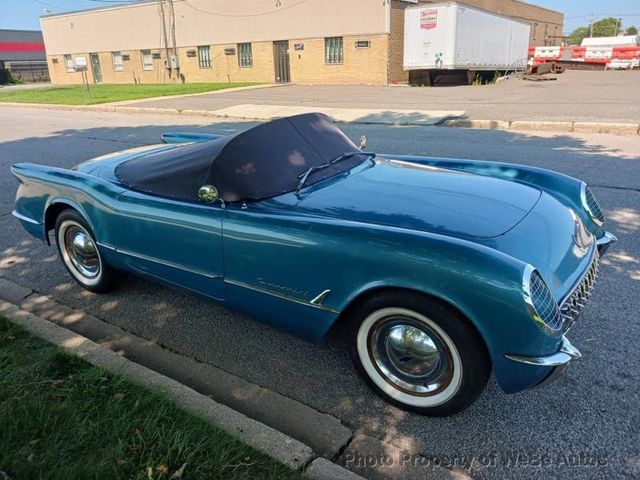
left=11, top=163, right=126, bottom=244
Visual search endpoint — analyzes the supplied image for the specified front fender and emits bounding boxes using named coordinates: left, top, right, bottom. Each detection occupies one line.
left=223, top=206, right=560, bottom=393
left=335, top=231, right=561, bottom=394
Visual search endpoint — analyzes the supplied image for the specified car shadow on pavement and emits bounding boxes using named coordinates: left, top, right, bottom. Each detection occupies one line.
left=1, top=120, right=639, bottom=479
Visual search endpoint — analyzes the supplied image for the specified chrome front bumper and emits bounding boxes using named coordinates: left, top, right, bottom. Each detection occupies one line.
left=596, top=232, right=617, bottom=256
left=505, top=337, right=582, bottom=387
left=502, top=233, right=614, bottom=390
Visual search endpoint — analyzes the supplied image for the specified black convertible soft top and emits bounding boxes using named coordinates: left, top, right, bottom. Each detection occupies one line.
left=115, top=113, right=366, bottom=203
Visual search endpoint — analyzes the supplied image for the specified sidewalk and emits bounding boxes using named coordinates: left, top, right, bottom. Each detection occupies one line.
left=0, top=277, right=457, bottom=480
left=0, top=297, right=364, bottom=480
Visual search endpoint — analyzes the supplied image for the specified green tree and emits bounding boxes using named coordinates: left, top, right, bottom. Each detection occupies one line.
left=566, top=17, right=625, bottom=45
left=567, top=26, right=589, bottom=45
left=592, top=17, right=622, bottom=36
left=626, top=26, right=638, bottom=35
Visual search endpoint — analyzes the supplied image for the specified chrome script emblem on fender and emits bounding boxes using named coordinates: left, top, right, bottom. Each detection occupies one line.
left=257, top=277, right=309, bottom=298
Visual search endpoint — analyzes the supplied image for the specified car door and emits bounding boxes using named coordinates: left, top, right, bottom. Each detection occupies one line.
left=110, top=190, right=225, bottom=300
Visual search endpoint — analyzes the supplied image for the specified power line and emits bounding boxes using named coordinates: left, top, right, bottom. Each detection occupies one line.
left=182, top=0, right=312, bottom=18
left=32, top=0, right=139, bottom=13
left=84, top=0, right=140, bottom=3
left=31, top=0, right=65, bottom=10
left=565, top=13, right=640, bottom=20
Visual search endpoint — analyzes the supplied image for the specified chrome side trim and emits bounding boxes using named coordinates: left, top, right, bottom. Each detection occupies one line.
left=96, top=241, right=116, bottom=251
left=505, top=337, right=582, bottom=367
left=12, top=210, right=42, bottom=225
left=310, top=289, right=331, bottom=306
left=225, top=279, right=339, bottom=313
left=116, top=248, right=223, bottom=280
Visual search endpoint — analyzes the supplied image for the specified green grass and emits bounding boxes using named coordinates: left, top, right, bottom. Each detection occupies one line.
left=0, top=83, right=258, bottom=105
left=0, top=316, right=305, bottom=480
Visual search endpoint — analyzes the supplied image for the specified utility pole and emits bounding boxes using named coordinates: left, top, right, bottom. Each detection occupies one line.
left=159, top=0, right=171, bottom=78
left=589, top=15, right=595, bottom=37
left=168, top=0, right=179, bottom=79
left=614, top=18, right=621, bottom=36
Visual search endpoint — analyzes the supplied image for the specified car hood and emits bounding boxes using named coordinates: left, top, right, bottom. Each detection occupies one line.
left=273, top=159, right=542, bottom=239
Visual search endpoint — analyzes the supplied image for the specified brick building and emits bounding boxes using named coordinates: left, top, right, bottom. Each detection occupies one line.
left=41, top=0, right=562, bottom=86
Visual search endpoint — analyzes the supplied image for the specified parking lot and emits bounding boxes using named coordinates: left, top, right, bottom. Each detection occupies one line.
left=0, top=106, right=639, bottom=479
left=127, top=70, right=640, bottom=124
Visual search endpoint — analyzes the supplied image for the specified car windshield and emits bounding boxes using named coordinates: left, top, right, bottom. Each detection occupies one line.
left=116, top=113, right=374, bottom=203
left=296, top=151, right=376, bottom=194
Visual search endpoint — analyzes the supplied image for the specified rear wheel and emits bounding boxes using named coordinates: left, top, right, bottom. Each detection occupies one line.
left=348, top=292, right=490, bottom=416
left=54, top=209, right=116, bottom=293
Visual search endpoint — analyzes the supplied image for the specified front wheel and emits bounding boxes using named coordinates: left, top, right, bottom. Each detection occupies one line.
left=348, top=292, right=490, bottom=416
left=54, top=209, right=116, bottom=293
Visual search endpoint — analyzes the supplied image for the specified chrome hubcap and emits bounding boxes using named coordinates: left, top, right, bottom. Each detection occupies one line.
left=64, top=226, right=100, bottom=278
left=369, top=317, right=453, bottom=395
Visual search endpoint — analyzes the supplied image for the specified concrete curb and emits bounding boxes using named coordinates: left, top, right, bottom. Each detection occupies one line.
left=0, top=300, right=364, bottom=479
left=442, top=118, right=640, bottom=135
left=15, top=291, right=352, bottom=460
left=0, top=274, right=467, bottom=479
left=1, top=101, right=638, bottom=135
left=307, top=458, right=368, bottom=480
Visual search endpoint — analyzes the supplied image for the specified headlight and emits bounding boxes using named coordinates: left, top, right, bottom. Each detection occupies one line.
left=580, top=183, right=605, bottom=227
left=523, top=265, right=563, bottom=333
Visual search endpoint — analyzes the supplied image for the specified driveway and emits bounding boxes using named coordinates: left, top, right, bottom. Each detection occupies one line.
left=0, top=106, right=639, bottom=479
left=124, top=70, right=640, bottom=124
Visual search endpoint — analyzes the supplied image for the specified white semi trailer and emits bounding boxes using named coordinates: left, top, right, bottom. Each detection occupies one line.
left=403, top=2, right=530, bottom=84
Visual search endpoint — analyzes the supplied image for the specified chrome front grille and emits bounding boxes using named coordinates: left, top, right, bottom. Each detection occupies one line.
left=585, top=187, right=605, bottom=224
left=530, top=271, right=563, bottom=331
left=560, top=251, right=599, bottom=332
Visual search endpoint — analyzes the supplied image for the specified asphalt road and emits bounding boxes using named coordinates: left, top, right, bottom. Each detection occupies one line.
left=1, top=106, right=639, bottom=479
left=127, top=70, right=640, bottom=124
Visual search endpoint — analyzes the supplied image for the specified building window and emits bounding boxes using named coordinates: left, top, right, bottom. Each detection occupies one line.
left=533, top=23, right=538, bottom=41
left=325, top=37, right=343, bottom=64
left=544, top=24, right=549, bottom=44
left=141, top=49, right=153, bottom=70
left=64, top=54, right=74, bottom=72
left=238, top=43, right=252, bottom=67
left=198, top=46, right=211, bottom=68
left=112, top=51, right=124, bottom=72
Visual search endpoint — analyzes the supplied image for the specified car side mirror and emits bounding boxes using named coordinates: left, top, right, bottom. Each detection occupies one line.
left=198, top=185, right=221, bottom=205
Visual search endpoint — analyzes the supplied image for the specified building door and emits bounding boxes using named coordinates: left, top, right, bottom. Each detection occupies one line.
left=90, top=53, right=103, bottom=83
left=273, top=41, right=290, bottom=84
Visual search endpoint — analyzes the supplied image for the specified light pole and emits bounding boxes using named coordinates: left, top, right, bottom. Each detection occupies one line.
left=614, top=18, right=622, bottom=36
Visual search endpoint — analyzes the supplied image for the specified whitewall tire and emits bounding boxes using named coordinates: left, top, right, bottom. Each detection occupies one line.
left=54, top=210, right=116, bottom=293
left=348, top=292, right=490, bottom=416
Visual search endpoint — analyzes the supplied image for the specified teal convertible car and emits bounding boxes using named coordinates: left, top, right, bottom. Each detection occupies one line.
left=12, top=113, right=615, bottom=416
